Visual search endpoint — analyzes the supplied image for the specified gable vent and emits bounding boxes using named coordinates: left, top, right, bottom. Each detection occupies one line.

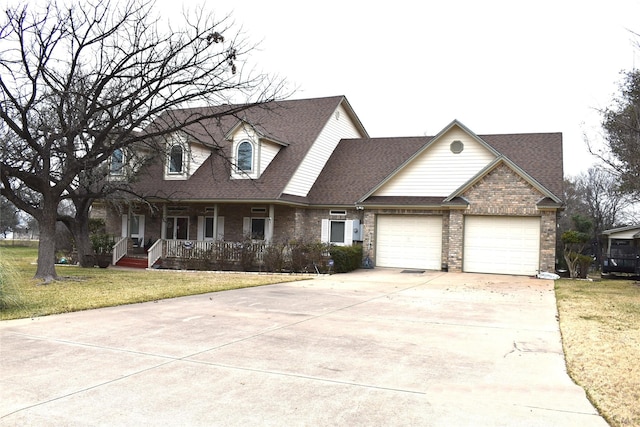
left=450, top=140, right=464, bottom=154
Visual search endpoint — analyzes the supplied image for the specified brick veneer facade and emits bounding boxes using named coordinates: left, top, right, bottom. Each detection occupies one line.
left=97, top=162, right=557, bottom=274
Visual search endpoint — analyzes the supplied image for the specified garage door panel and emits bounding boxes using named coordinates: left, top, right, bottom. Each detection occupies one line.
left=464, top=216, right=540, bottom=276
left=377, top=215, right=442, bottom=270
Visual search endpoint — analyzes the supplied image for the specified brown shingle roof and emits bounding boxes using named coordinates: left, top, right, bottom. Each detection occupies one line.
left=307, top=132, right=564, bottom=205
left=480, top=132, right=564, bottom=198
left=133, top=96, right=348, bottom=200
left=304, top=137, right=430, bottom=205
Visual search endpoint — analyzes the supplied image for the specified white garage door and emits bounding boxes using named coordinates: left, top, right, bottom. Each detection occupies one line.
left=464, top=216, right=540, bottom=276
left=376, top=215, right=442, bottom=270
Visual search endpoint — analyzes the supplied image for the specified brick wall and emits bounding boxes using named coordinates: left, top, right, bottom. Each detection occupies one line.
left=450, top=163, right=558, bottom=273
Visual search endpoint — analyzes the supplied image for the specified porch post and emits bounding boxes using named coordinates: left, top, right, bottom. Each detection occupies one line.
left=266, top=204, right=274, bottom=243
left=213, top=204, right=219, bottom=240
left=160, top=204, right=167, bottom=239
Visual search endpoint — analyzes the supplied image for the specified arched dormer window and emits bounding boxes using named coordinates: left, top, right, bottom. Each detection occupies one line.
left=169, top=144, right=184, bottom=174
left=110, top=148, right=124, bottom=175
left=237, top=140, right=253, bottom=172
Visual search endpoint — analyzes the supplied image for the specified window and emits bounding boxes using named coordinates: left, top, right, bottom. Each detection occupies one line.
left=204, top=217, right=215, bottom=239
left=237, top=141, right=253, bottom=171
left=165, top=217, right=189, bottom=240
left=330, top=209, right=347, bottom=216
left=251, top=218, right=265, bottom=240
left=330, top=221, right=346, bottom=244
left=321, top=219, right=356, bottom=246
left=169, top=145, right=184, bottom=173
left=110, top=149, right=124, bottom=175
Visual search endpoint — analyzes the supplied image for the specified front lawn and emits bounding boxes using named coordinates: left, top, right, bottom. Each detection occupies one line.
left=555, top=278, right=640, bottom=426
left=0, top=244, right=309, bottom=320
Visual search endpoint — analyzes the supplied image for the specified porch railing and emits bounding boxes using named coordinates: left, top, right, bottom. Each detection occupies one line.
left=112, top=237, right=128, bottom=265
left=162, top=239, right=266, bottom=263
left=602, top=252, right=640, bottom=274
left=147, top=239, right=163, bottom=268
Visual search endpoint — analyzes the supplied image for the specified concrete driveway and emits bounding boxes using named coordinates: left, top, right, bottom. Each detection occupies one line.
left=0, top=269, right=606, bottom=426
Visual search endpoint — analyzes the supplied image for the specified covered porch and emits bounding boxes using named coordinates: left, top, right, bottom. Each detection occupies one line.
left=601, top=225, right=640, bottom=276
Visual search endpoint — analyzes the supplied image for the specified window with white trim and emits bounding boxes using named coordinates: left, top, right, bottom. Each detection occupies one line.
left=110, top=148, right=124, bottom=176
left=237, top=140, right=253, bottom=172
left=168, top=145, right=184, bottom=174
left=243, top=217, right=268, bottom=241
left=321, top=219, right=355, bottom=246
left=330, top=221, right=346, bottom=243
left=165, top=216, right=189, bottom=240
left=197, top=216, right=225, bottom=241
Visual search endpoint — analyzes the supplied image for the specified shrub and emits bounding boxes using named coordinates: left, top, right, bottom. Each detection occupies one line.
left=263, top=240, right=287, bottom=272
left=288, top=239, right=329, bottom=273
left=329, top=244, right=363, bottom=273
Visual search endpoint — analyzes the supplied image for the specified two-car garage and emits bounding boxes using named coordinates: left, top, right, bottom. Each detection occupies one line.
left=375, top=214, right=541, bottom=276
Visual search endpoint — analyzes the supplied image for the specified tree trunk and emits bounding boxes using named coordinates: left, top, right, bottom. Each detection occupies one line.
left=64, top=212, right=93, bottom=267
left=34, top=205, right=58, bottom=282
left=75, top=223, right=94, bottom=267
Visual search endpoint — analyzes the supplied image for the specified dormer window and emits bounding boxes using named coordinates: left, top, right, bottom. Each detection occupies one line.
left=169, top=144, right=184, bottom=174
left=237, top=140, right=253, bottom=172
left=110, top=148, right=124, bottom=176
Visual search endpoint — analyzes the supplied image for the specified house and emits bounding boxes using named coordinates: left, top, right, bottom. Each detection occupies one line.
left=92, top=95, right=564, bottom=276
left=601, top=225, right=640, bottom=275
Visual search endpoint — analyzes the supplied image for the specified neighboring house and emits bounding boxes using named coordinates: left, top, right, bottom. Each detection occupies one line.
left=601, top=225, right=640, bottom=275
left=92, top=95, right=564, bottom=276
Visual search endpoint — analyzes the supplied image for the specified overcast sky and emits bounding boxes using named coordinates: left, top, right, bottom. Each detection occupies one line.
left=162, top=1, right=639, bottom=177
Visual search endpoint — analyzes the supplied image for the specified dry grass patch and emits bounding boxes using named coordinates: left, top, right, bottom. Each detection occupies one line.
left=555, top=278, right=640, bottom=426
left=0, top=244, right=310, bottom=321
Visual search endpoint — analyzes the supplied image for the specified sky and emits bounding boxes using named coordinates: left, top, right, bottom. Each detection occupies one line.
left=139, top=1, right=638, bottom=177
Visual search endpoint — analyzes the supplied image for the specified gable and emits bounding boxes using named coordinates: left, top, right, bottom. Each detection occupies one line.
left=227, top=123, right=283, bottom=179
left=282, top=100, right=367, bottom=197
left=372, top=126, right=496, bottom=197
left=162, top=132, right=212, bottom=181
left=462, top=163, right=548, bottom=214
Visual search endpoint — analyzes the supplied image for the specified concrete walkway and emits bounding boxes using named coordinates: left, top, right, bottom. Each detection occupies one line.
left=0, top=269, right=607, bottom=426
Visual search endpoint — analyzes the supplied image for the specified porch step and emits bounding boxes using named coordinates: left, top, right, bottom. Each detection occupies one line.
left=116, top=256, right=148, bottom=269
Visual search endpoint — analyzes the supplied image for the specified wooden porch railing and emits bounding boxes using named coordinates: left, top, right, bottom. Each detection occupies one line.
left=147, top=239, right=163, bottom=268
left=112, top=237, right=128, bottom=265
left=162, top=240, right=266, bottom=262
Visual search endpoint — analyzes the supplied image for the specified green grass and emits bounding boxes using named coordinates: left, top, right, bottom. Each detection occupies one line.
left=555, top=278, right=640, bottom=426
left=0, top=244, right=309, bottom=321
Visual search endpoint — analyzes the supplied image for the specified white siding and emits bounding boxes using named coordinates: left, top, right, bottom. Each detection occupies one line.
left=374, top=127, right=496, bottom=197
left=607, top=229, right=640, bottom=240
left=190, top=143, right=211, bottom=174
left=283, top=103, right=364, bottom=197
left=259, top=141, right=281, bottom=173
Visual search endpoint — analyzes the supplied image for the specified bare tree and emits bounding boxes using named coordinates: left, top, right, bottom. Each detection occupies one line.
left=0, top=0, right=285, bottom=282
left=561, top=167, right=633, bottom=268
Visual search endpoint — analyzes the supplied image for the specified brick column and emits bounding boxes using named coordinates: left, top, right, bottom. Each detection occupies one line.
left=447, top=210, right=464, bottom=272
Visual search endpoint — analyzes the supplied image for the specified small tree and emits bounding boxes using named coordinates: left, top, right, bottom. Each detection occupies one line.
left=561, top=215, right=593, bottom=278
